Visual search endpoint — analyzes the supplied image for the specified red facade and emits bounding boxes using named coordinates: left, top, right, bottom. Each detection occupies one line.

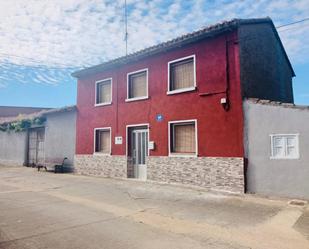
left=76, top=31, right=244, bottom=157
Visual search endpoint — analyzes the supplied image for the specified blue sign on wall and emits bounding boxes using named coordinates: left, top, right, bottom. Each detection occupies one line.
left=156, top=114, right=164, bottom=122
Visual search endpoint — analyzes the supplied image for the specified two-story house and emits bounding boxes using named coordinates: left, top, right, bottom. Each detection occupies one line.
left=72, top=18, right=294, bottom=194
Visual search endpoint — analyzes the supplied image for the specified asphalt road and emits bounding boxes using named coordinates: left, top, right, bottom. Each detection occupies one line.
left=0, top=166, right=308, bottom=249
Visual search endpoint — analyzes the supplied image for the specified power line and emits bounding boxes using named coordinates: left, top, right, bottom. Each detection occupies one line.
left=276, top=18, right=309, bottom=29
left=278, top=23, right=309, bottom=33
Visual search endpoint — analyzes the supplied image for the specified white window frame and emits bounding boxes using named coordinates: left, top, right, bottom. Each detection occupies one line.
left=270, top=134, right=299, bottom=159
left=125, top=123, right=150, bottom=156
left=126, top=68, right=149, bottom=102
left=168, top=119, right=198, bottom=157
left=93, top=127, right=112, bottom=155
left=167, top=54, right=196, bottom=95
left=95, top=78, right=112, bottom=107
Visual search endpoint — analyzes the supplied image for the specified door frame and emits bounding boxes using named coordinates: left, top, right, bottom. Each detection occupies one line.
left=126, top=123, right=149, bottom=157
left=126, top=123, right=149, bottom=179
left=131, top=128, right=149, bottom=164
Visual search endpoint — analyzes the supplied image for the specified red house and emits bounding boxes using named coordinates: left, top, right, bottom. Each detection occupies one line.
left=72, top=18, right=294, bottom=193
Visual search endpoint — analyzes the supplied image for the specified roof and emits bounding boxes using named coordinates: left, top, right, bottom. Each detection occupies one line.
left=0, top=105, right=76, bottom=124
left=246, top=98, right=309, bottom=110
left=72, top=17, right=295, bottom=78
left=41, top=105, right=76, bottom=116
left=0, top=106, right=51, bottom=118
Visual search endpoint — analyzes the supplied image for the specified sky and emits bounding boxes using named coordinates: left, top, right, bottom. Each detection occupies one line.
left=0, top=0, right=308, bottom=108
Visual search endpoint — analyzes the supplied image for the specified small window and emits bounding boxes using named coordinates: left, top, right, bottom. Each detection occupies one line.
left=127, top=69, right=148, bottom=100
left=95, top=128, right=111, bottom=154
left=96, top=79, right=112, bottom=105
left=168, top=55, right=195, bottom=93
left=169, top=121, right=197, bottom=156
left=270, top=134, right=299, bottom=159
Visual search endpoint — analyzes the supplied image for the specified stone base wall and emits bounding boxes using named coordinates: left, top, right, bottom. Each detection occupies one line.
left=127, top=157, right=134, bottom=178
left=74, top=155, right=244, bottom=193
left=74, top=154, right=127, bottom=178
left=147, top=156, right=244, bottom=193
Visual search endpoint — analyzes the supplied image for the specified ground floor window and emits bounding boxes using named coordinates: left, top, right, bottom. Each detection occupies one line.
left=270, top=134, right=299, bottom=159
left=94, top=128, right=111, bottom=154
left=169, top=120, right=197, bottom=156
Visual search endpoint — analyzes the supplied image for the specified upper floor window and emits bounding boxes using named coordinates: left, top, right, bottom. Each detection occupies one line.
left=126, top=69, right=148, bottom=102
left=270, top=134, right=299, bottom=159
left=169, top=120, right=197, bottom=157
left=94, top=128, right=111, bottom=154
left=95, top=78, right=112, bottom=106
left=168, top=55, right=196, bottom=94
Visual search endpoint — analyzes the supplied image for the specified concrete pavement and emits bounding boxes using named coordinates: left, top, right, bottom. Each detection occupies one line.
left=0, top=166, right=308, bottom=249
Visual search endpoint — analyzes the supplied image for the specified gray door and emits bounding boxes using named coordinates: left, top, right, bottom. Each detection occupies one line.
left=36, top=129, right=45, bottom=165
left=132, top=129, right=148, bottom=180
left=28, top=130, right=37, bottom=165
left=28, top=128, right=45, bottom=166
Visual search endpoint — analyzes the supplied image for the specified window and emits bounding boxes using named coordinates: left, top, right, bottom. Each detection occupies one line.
left=95, top=78, right=112, bottom=106
left=94, top=128, right=111, bottom=154
left=270, top=134, right=299, bottom=159
left=127, top=69, right=148, bottom=101
left=169, top=120, right=197, bottom=156
left=168, top=55, right=196, bottom=94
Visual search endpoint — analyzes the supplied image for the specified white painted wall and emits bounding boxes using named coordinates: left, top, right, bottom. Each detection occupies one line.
left=244, top=100, right=309, bottom=199
left=44, top=110, right=76, bottom=169
left=0, top=130, right=27, bottom=166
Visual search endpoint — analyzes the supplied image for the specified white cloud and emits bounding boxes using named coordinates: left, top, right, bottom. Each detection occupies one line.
left=0, top=0, right=308, bottom=86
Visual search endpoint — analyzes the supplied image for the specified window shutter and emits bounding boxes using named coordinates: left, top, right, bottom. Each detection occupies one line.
left=174, top=123, right=195, bottom=153
left=101, top=82, right=111, bottom=103
left=171, top=59, right=194, bottom=90
left=286, top=136, right=296, bottom=157
left=271, top=134, right=299, bottom=159
left=98, top=130, right=110, bottom=153
left=97, top=80, right=111, bottom=104
left=273, top=136, right=284, bottom=157
left=129, top=72, right=147, bottom=98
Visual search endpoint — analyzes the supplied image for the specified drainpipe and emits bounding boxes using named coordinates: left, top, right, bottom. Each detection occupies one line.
left=223, top=35, right=231, bottom=111
left=198, top=34, right=234, bottom=112
left=116, top=69, right=119, bottom=134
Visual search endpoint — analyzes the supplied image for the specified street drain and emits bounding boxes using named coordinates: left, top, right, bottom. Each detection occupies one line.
left=288, top=199, right=307, bottom=207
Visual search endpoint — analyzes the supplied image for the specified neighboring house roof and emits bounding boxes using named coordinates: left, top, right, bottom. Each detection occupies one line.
left=72, top=17, right=295, bottom=78
left=0, top=105, right=76, bottom=124
left=42, top=105, right=76, bottom=116
left=0, top=106, right=51, bottom=118
left=246, top=98, right=309, bottom=110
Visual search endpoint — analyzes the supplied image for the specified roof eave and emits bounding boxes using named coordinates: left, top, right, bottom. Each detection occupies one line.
left=72, top=17, right=295, bottom=79
left=71, top=20, right=240, bottom=79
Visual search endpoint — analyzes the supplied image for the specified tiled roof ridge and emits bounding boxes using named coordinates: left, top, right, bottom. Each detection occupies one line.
left=72, top=17, right=275, bottom=78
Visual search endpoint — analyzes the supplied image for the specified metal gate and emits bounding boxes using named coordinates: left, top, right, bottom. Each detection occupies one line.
left=28, top=128, right=45, bottom=166
left=131, top=129, right=148, bottom=180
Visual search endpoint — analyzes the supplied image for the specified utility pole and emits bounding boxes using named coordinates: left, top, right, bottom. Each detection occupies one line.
left=124, top=0, right=128, bottom=56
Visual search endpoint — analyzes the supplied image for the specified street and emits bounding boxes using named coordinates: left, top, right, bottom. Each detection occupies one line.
left=0, top=166, right=308, bottom=249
